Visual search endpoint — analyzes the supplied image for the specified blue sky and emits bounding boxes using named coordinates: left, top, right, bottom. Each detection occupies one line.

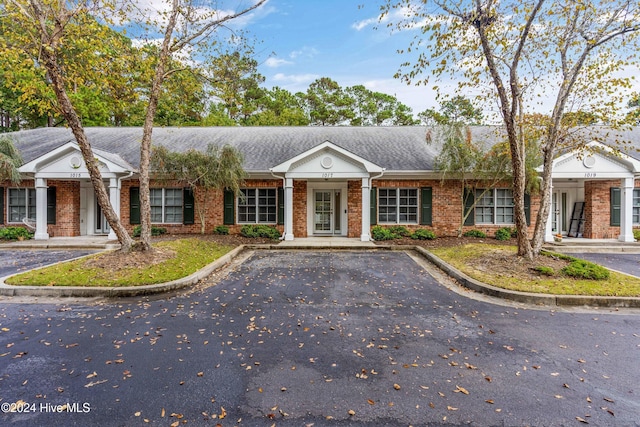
left=245, top=0, right=439, bottom=116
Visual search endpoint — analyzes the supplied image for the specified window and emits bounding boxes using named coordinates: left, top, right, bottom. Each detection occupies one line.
left=378, top=188, right=418, bottom=224
left=150, top=188, right=183, bottom=223
left=633, top=189, right=640, bottom=224
left=238, top=188, right=276, bottom=223
left=475, top=189, right=514, bottom=224
left=8, top=188, right=36, bottom=223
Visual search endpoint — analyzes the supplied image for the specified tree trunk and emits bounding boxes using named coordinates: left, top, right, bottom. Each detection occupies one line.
left=41, top=51, right=134, bottom=252
left=137, top=0, right=180, bottom=251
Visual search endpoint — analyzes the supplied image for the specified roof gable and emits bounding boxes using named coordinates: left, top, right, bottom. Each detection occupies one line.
left=18, top=141, right=136, bottom=177
left=270, top=141, right=384, bottom=177
left=548, top=141, right=640, bottom=178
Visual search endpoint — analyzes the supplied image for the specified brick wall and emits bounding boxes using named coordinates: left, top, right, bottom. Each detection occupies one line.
left=293, top=180, right=307, bottom=237
left=581, top=179, right=640, bottom=239
left=347, top=180, right=362, bottom=238
left=122, top=179, right=285, bottom=236
left=48, top=180, right=80, bottom=237
left=372, top=179, right=539, bottom=238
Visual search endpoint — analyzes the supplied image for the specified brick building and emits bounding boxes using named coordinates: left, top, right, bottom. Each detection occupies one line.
left=3, top=126, right=639, bottom=242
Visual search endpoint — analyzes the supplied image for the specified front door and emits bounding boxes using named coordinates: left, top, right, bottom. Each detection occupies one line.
left=95, top=200, right=111, bottom=235
left=314, top=190, right=342, bottom=235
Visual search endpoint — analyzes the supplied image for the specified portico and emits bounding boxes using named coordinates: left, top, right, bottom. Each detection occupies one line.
left=545, top=142, right=640, bottom=242
left=270, top=141, right=384, bottom=241
left=17, top=142, right=136, bottom=240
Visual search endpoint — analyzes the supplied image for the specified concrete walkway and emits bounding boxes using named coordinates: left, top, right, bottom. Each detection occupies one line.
left=277, top=236, right=376, bottom=248
left=0, top=236, right=120, bottom=250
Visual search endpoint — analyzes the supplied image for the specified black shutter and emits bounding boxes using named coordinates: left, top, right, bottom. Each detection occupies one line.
left=463, top=188, right=475, bottom=226
left=47, top=186, right=56, bottom=224
left=223, top=189, right=235, bottom=225
left=130, top=186, right=140, bottom=225
left=420, top=187, right=432, bottom=225
left=277, top=187, right=284, bottom=225
left=0, top=187, right=4, bottom=224
left=183, top=187, right=194, bottom=225
left=370, top=187, right=377, bottom=226
left=524, top=193, right=531, bottom=226
left=610, top=187, right=621, bottom=226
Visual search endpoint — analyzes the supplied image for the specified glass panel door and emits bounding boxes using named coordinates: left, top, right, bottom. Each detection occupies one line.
left=314, top=191, right=332, bottom=233
left=95, top=200, right=111, bottom=234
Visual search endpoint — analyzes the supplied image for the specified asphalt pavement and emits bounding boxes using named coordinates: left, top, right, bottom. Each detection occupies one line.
left=0, top=250, right=96, bottom=278
left=0, top=250, right=638, bottom=426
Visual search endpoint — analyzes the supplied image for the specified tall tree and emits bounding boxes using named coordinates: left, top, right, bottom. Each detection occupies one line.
left=345, top=85, right=417, bottom=126
left=2, top=0, right=136, bottom=250
left=206, top=50, right=265, bottom=123
left=305, top=77, right=354, bottom=126
left=244, top=87, right=309, bottom=126
left=119, top=0, right=266, bottom=250
left=382, top=0, right=640, bottom=259
left=419, top=96, right=483, bottom=126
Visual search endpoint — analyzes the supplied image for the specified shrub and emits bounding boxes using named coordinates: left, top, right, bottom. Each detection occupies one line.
left=388, top=225, right=411, bottom=237
left=0, top=227, right=33, bottom=241
left=213, top=225, right=229, bottom=235
left=463, top=229, right=486, bottom=238
left=561, top=259, right=610, bottom=280
left=634, top=229, right=640, bottom=241
left=495, top=227, right=512, bottom=241
left=132, top=225, right=167, bottom=237
left=371, top=225, right=397, bottom=241
left=532, top=266, right=555, bottom=276
left=240, top=224, right=281, bottom=240
left=411, top=229, right=436, bottom=240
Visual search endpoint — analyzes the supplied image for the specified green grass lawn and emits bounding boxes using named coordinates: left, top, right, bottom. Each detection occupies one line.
left=430, top=244, right=640, bottom=297
left=6, top=238, right=233, bottom=287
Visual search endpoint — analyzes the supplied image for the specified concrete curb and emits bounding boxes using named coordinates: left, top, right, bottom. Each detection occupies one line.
left=0, top=245, right=247, bottom=298
left=412, top=246, right=640, bottom=308
left=1, top=243, right=639, bottom=308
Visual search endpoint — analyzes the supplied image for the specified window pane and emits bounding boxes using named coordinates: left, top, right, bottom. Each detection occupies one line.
left=496, top=189, right=514, bottom=224
left=475, top=189, right=494, bottom=224
left=9, top=188, right=27, bottom=222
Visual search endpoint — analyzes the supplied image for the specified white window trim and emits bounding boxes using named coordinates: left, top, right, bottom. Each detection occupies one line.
left=150, top=188, right=183, bottom=224
left=237, top=188, right=278, bottom=224
left=8, top=188, right=36, bottom=224
left=475, top=188, right=515, bottom=225
left=377, top=187, right=419, bottom=225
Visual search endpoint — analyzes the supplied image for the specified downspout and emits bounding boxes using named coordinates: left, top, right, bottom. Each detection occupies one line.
left=270, top=169, right=287, bottom=240
left=367, top=168, right=386, bottom=241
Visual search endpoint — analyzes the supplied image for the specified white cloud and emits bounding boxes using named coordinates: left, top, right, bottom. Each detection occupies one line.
left=352, top=16, right=381, bottom=31
left=272, top=73, right=320, bottom=85
left=289, top=46, right=319, bottom=59
left=265, top=57, right=293, bottom=68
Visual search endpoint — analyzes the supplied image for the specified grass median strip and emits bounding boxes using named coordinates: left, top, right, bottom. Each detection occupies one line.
left=430, top=244, right=640, bottom=297
left=6, top=238, right=233, bottom=287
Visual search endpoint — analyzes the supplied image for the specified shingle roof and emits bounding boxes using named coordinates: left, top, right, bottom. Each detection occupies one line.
left=7, top=125, right=640, bottom=172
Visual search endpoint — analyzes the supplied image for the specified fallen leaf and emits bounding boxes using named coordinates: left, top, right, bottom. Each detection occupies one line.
left=393, top=383, right=401, bottom=390
left=454, top=385, right=469, bottom=395
left=485, top=399, right=494, bottom=404
left=576, top=416, right=589, bottom=424
left=348, top=409, right=355, bottom=416
left=367, top=399, right=375, bottom=405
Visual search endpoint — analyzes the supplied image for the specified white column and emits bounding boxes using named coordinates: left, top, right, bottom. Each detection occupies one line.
left=361, top=177, right=371, bottom=241
left=108, top=178, right=118, bottom=240
left=544, top=181, right=554, bottom=242
left=34, top=177, right=49, bottom=240
left=284, top=178, right=294, bottom=241
left=619, top=177, right=635, bottom=242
